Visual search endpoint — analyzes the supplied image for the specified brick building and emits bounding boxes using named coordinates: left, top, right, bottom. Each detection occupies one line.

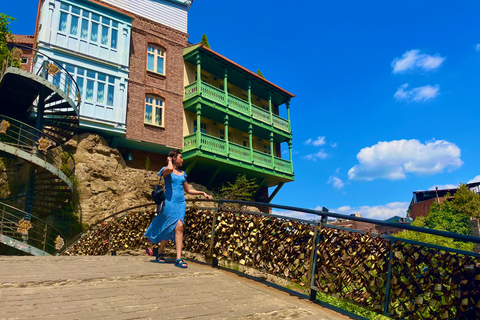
left=7, top=35, right=34, bottom=72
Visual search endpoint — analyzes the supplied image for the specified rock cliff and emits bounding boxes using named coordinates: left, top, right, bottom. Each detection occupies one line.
left=66, top=133, right=213, bottom=226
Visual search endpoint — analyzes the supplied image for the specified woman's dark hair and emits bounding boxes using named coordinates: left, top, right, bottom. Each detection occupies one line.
left=167, top=150, right=182, bottom=163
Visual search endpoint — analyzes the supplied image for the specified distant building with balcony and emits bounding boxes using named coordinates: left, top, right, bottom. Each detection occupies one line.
left=408, top=182, right=480, bottom=220
left=182, top=44, right=295, bottom=201
left=7, top=35, right=34, bottom=72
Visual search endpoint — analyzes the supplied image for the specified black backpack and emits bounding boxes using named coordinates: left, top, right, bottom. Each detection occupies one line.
left=151, top=176, right=165, bottom=205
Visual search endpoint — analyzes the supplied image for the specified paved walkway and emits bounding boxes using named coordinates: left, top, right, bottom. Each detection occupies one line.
left=0, top=256, right=353, bottom=320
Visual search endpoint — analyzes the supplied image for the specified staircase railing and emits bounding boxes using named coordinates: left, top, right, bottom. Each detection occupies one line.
left=0, top=201, right=65, bottom=255
left=0, top=114, right=75, bottom=187
left=2, top=43, right=81, bottom=111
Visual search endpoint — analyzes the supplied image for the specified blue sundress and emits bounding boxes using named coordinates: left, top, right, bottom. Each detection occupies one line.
left=145, top=167, right=187, bottom=242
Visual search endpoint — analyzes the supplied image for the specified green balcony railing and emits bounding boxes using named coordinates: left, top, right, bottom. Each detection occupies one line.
left=229, top=143, right=250, bottom=162
left=183, top=133, right=293, bottom=174
left=184, top=81, right=290, bottom=133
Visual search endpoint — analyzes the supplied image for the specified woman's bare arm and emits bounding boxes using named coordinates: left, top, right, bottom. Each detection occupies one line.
left=162, top=157, right=174, bottom=176
left=183, top=181, right=212, bottom=199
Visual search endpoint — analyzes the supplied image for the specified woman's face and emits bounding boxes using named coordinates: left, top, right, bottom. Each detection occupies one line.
left=173, top=153, right=183, bottom=167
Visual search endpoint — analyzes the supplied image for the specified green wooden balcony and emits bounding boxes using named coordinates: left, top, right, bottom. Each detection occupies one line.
left=183, top=132, right=293, bottom=175
left=184, top=82, right=290, bottom=133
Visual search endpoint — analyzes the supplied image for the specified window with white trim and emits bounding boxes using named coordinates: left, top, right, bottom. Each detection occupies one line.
left=58, top=2, right=119, bottom=50
left=145, top=95, right=164, bottom=127
left=147, top=45, right=165, bottom=75
left=64, top=63, right=116, bottom=107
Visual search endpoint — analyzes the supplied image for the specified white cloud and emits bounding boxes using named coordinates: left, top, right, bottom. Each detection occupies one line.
left=328, top=176, right=345, bottom=189
left=304, top=136, right=326, bottom=146
left=394, top=83, right=440, bottom=103
left=326, top=202, right=410, bottom=220
left=271, top=209, right=321, bottom=221
left=428, top=184, right=458, bottom=190
left=303, top=150, right=329, bottom=161
left=468, top=175, right=480, bottom=183
left=475, top=44, right=480, bottom=52
left=391, top=49, right=445, bottom=73
left=348, top=139, right=463, bottom=181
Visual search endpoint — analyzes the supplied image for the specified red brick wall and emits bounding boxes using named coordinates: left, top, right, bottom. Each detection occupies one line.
left=410, top=198, right=445, bottom=220
left=126, top=16, right=188, bottom=150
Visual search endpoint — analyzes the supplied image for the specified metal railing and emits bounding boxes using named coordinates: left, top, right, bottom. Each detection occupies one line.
left=182, top=132, right=293, bottom=174
left=0, top=201, right=65, bottom=255
left=184, top=81, right=290, bottom=133
left=2, top=44, right=81, bottom=112
left=63, top=199, right=480, bottom=319
left=0, top=115, right=75, bottom=187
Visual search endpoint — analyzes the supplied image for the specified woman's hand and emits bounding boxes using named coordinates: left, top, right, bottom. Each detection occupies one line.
left=203, top=192, right=212, bottom=199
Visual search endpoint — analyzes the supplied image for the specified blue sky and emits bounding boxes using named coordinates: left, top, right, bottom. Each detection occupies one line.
left=4, top=0, right=480, bottom=220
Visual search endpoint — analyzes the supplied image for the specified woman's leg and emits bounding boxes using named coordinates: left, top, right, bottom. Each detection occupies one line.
left=174, top=220, right=184, bottom=260
left=158, top=240, right=168, bottom=254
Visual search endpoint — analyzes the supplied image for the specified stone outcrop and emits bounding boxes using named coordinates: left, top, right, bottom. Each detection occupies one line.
left=65, top=133, right=214, bottom=226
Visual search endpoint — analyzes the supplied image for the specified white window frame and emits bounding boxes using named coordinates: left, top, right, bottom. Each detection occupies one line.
left=57, top=1, right=119, bottom=51
left=147, top=45, right=166, bottom=75
left=145, top=95, right=165, bottom=127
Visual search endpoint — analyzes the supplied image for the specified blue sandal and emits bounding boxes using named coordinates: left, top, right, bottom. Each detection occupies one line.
left=175, top=258, right=188, bottom=268
left=156, top=253, right=166, bottom=263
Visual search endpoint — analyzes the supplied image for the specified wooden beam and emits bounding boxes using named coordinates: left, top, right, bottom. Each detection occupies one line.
left=267, top=182, right=284, bottom=203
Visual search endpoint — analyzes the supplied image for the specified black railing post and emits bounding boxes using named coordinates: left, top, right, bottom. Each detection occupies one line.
left=383, top=238, right=396, bottom=317
left=308, top=221, right=320, bottom=301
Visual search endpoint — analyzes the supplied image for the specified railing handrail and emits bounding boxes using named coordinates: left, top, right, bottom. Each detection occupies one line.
left=0, top=201, right=65, bottom=242
left=0, top=114, right=76, bottom=178
left=5, top=43, right=81, bottom=110
left=68, top=198, right=480, bottom=251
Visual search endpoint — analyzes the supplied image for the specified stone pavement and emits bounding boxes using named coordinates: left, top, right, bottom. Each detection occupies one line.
left=0, top=255, right=354, bottom=320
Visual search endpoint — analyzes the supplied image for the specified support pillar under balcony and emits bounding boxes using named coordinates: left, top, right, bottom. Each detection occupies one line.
left=270, top=132, right=274, bottom=168
left=196, top=104, right=201, bottom=148
left=286, top=99, right=291, bottom=131
left=267, top=182, right=284, bottom=203
left=248, top=124, right=253, bottom=163
left=224, top=114, right=229, bottom=157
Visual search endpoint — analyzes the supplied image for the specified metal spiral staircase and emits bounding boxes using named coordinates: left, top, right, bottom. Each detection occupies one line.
left=0, top=45, right=80, bottom=255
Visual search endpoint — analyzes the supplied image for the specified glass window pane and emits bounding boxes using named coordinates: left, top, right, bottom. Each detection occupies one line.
left=108, top=76, right=115, bottom=84
left=76, top=77, right=84, bottom=96
left=101, top=17, right=110, bottom=25
left=87, top=70, right=95, bottom=78
left=72, top=6, right=80, bottom=15
left=91, top=13, right=100, bottom=22
left=70, top=16, right=78, bottom=35
left=98, top=73, right=106, bottom=81
left=101, top=25, right=108, bottom=45
left=156, top=56, right=164, bottom=74
left=155, top=107, right=162, bottom=126
left=91, top=22, right=98, bottom=42
left=65, top=64, right=74, bottom=73
left=145, top=104, right=152, bottom=123
left=147, top=53, right=154, bottom=71
left=107, top=85, right=114, bottom=106
left=97, top=83, right=105, bottom=103
left=112, top=21, right=118, bottom=28
left=77, top=67, right=85, bottom=75
left=59, top=12, right=68, bottom=32
left=60, top=3, right=69, bottom=11
left=86, top=80, right=94, bottom=101
left=111, top=29, right=117, bottom=49
left=80, top=19, right=88, bottom=39
left=82, top=10, right=89, bottom=18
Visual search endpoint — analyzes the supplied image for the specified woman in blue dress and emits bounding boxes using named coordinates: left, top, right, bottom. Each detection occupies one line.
left=145, top=150, right=211, bottom=268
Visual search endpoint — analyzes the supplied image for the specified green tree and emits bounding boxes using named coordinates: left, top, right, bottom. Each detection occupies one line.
left=256, top=69, right=265, bottom=78
left=219, top=173, right=258, bottom=201
left=451, top=183, right=480, bottom=217
left=0, top=14, right=20, bottom=69
left=200, top=34, right=210, bottom=48
left=394, top=187, right=477, bottom=251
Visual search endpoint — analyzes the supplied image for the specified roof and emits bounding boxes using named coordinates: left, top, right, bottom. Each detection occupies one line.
left=184, top=44, right=295, bottom=99
left=8, top=35, right=34, bottom=44
left=412, top=181, right=480, bottom=203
